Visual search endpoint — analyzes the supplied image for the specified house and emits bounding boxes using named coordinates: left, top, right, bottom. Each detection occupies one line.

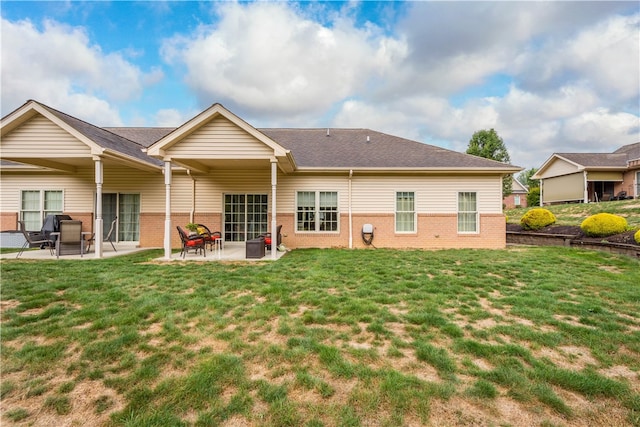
left=533, top=143, right=640, bottom=205
left=1, top=100, right=521, bottom=259
left=503, top=178, right=528, bottom=209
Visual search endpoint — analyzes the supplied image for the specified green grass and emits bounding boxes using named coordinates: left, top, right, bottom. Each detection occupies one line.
left=506, top=198, right=640, bottom=228
left=1, top=246, right=639, bottom=426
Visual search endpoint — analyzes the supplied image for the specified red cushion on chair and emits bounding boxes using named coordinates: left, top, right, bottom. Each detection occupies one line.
left=264, top=236, right=271, bottom=245
left=186, top=239, right=203, bottom=247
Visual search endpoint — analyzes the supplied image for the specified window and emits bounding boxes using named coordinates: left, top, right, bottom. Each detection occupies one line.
left=296, top=191, right=338, bottom=232
left=514, top=195, right=521, bottom=206
left=395, top=191, right=415, bottom=232
left=458, top=192, right=478, bottom=233
left=20, top=190, right=63, bottom=231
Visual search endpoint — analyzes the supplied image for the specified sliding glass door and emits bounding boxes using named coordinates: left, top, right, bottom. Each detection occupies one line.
left=224, top=194, right=268, bottom=242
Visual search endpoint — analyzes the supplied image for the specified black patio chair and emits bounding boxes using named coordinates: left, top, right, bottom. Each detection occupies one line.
left=259, top=224, right=282, bottom=250
left=196, top=223, right=223, bottom=251
left=177, top=226, right=206, bottom=258
left=16, top=220, right=54, bottom=258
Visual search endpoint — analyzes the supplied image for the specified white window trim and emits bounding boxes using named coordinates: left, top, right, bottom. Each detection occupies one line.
left=395, top=190, right=417, bottom=234
left=457, top=191, right=479, bottom=234
left=295, top=190, right=340, bottom=233
left=20, top=189, right=64, bottom=230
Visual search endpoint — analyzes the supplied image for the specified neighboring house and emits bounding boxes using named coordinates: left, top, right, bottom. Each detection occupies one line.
left=1, top=100, right=521, bottom=258
left=503, top=178, right=528, bottom=209
left=533, top=143, right=640, bottom=205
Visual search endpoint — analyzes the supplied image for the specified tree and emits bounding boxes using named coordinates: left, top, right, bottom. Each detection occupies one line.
left=466, top=129, right=512, bottom=197
left=517, top=167, right=539, bottom=189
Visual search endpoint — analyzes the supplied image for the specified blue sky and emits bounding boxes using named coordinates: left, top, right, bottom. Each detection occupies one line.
left=1, top=1, right=639, bottom=171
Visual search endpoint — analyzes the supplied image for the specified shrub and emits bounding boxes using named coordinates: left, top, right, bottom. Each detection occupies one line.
left=580, top=213, right=627, bottom=237
left=520, top=208, right=556, bottom=230
left=635, top=229, right=640, bottom=244
left=527, top=187, right=540, bottom=207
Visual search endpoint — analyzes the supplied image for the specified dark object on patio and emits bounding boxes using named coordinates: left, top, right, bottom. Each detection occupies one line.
left=259, top=225, right=282, bottom=250
left=41, top=214, right=73, bottom=243
left=16, top=220, right=54, bottom=258
left=196, top=223, right=223, bottom=251
left=177, top=226, right=206, bottom=258
left=85, top=217, right=118, bottom=253
left=55, top=220, right=84, bottom=258
left=246, top=237, right=265, bottom=258
left=610, top=191, right=632, bottom=201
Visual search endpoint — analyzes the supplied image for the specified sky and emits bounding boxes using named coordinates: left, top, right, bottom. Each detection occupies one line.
left=1, top=1, right=639, bottom=172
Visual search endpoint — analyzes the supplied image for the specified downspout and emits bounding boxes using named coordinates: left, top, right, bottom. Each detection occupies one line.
left=348, top=169, right=353, bottom=249
left=188, top=170, right=196, bottom=223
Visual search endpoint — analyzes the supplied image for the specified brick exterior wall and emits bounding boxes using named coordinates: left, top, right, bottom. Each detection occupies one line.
left=1, top=212, right=18, bottom=231
left=0, top=211, right=92, bottom=233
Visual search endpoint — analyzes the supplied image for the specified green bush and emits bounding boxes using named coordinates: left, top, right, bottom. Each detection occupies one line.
left=580, top=213, right=627, bottom=237
left=520, top=208, right=556, bottom=230
left=527, top=187, right=540, bottom=207
left=635, top=229, right=640, bottom=244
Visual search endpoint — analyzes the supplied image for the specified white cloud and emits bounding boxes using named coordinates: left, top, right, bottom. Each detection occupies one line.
left=0, top=18, right=161, bottom=125
left=160, top=2, right=406, bottom=121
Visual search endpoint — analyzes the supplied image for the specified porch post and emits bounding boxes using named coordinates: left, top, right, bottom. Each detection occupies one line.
left=583, top=171, right=589, bottom=203
left=271, top=159, right=278, bottom=260
left=94, top=157, right=103, bottom=258
left=164, top=161, right=172, bottom=260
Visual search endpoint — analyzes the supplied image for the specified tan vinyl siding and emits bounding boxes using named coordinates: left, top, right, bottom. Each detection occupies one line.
left=276, top=173, right=502, bottom=214
left=166, top=116, right=274, bottom=159
left=102, top=167, right=163, bottom=211
left=587, top=171, right=623, bottom=181
left=1, top=115, right=91, bottom=158
left=538, top=158, right=580, bottom=179
left=543, top=173, right=584, bottom=202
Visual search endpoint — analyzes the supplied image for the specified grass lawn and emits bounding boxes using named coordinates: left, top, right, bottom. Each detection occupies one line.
left=506, top=199, right=640, bottom=228
left=1, top=247, right=639, bottom=426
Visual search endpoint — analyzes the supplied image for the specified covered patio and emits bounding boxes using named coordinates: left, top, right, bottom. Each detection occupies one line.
left=2, top=241, right=287, bottom=262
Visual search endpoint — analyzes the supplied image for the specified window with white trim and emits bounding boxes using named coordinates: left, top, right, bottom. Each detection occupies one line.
left=514, top=195, right=521, bottom=206
left=458, top=192, right=478, bottom=233
left=296, top=191, right=338, bottom=232
left=20, top=190, right=63, bottom=231
left=395, top=191, right=415, bottom=232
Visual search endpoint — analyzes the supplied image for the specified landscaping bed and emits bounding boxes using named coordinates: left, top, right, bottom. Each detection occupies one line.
left=506, top=223, right=640, bottom=258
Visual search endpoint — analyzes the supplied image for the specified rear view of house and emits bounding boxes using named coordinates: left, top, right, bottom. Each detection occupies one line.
left=1, top=100, right=521, bottom=258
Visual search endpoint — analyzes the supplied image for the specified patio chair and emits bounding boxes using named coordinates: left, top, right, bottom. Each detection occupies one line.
left=259, top=224, right=282, bottom=250
left=85, top=217, right=118, bottom=253
left=16, top=220, right=54, bottom=258
left=196, top=223, right=223, bottom=251
left=611, top=191, right=630, bottom=201
left=177, top=226, right=206, bottom=258
left=55, top=220, right=84, bottom=258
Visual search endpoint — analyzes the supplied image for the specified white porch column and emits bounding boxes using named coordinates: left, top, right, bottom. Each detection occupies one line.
left=164, top=161, right=173, bottom=260
left=271, top=159, right=278, bottom=260
left=583, top=171, right=589, bottom=203
left=94, top=157, right=104, bottom=258
left=348, top=170, right=353, bottom=249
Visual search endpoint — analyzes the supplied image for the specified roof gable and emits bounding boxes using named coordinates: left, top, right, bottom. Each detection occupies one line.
left=147, top=104, right=289, bottom=158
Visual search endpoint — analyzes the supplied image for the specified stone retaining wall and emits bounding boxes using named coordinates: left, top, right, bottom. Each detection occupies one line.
left=506, top=231, right=640, bottom=258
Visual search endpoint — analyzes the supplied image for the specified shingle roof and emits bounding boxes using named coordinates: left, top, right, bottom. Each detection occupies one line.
left=613, top=142, right=640, bottom=160
left=557, top=152, right=630, bottom=168
left=38, top=103, right=163, bottom=167
left=104, top=127, right=174, bottom=148
left=259, top=128, right=515, bottom=170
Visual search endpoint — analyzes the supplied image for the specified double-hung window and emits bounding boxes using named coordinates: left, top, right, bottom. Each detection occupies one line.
left=395, top=191, right=415, bottom=233
left=20, top=190, right=63, bottom=231
left=458, top=192, right=478, bottom=233
left=296, top=191, right=338, bottom=232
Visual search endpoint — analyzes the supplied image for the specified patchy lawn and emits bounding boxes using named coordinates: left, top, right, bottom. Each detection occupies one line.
left=1, top=247, right=639, bottom=426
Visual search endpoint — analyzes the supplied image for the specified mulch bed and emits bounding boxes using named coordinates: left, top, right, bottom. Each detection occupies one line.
left=506, top=223, right=640, bottom=247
